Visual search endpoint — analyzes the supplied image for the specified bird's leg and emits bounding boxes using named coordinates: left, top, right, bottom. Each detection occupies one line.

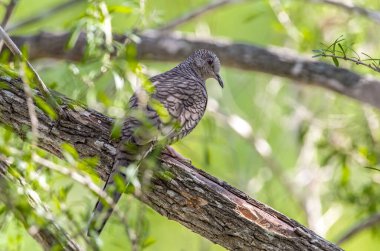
left=163, top=146, right=192, bottom=164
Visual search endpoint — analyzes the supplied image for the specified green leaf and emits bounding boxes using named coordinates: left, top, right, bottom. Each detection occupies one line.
left=124, top=183, right=135, bottom=194
left=149, top=98, right=171, bottom=124
left=61, top=142, right=79, bottom=160
left=340, top=163, right=350, bottom=186
left=114, top=173, right=128, bottom=193
left=332, top=41, right=336, bottom=55
left=142, top=237, right=156, bottom=249
left=338, top=43, right=346, bottom=57
left=0, top=64, right=19, bottom=78
left=111, top=119, right=122, bottom=139
left=108, top=5, right=134, bottom=14
left=34, top=96, right=58, bottom=120
left=66, top=26, right=82, bottom=50
left=332, top=57, right=339, bottom=67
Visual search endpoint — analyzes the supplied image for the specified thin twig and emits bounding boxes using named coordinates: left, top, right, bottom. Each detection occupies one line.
left=0, top=158, right=82, bottom=251
left=20, top=67, right=39, bottom=146
left=158, top=0, right=244, bottom=31
left=6, top=0, right=83, bottom=31
left=316, top=53, right=380, bottom=73
left=32, top=155, right=135, bottom=242
left=0, top=0, right=18, bottom=52
left=364, top=166, right=380, bottom=172
left=337, top=213, right=380, bottom=244
left=0, top=25, right=64, bottom=116
left=269, top=0, right=301, bottom=41
left=310, top=0, right=380, bottom=24
left=1, top=0, right=17, bottom=27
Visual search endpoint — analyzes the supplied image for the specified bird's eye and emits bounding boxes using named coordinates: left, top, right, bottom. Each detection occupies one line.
left=207, top=59, right=213, bottom=65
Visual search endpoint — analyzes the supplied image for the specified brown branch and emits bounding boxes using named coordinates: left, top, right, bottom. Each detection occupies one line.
left=0, top=26, right=64, bottom=116
left=0, top=75, right=342, bottom=250
left=0, top=0, right=17, bottom=51
left=1, top=0, right=17, bottom=27
left=310, top=0, right=380, bottom=24
left=157, top=0, right=243, bottom=31
left=8, top=30, right=380, bottom=111
left=337, top=213, right=380, bottom=245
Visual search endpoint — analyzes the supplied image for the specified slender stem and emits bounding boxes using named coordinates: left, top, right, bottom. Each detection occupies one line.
left=337, top=213, right=380, bottom=244
left=33, top=155, right=134, bottom=244
left=1, top=0, right=17, bottom=27
left=319, top=53, right=380, bottom=73
left=0, top=25, right=64, bottom=115
left=0, top=0, right=17, bottom=51
left=311, top=0, right=380, bottom=24
left=21, top=66, right=39, bottom=146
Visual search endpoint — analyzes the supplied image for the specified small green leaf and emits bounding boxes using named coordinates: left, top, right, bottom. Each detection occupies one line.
left=61, top=142, right=79, bottom=160
left=149, top=98, right=171, bottom=124
left=332, top=57, right=339, bottom=67
left=332, top=41, right=336, bottom=55
left=108, top=5, right=134, bottom=14
left=114, top=173, right=127, bottom=193
left=0, top=64, right=19, bottom=78
left=111, top=119, right=123, bottom=139
left=340, top=163, right=350, bottom=186
left=66, top=26, right=82, bottom=50
left=338, top=43, right=346, bottom=57
left=142, top=237, right=156, bottom=249
left=124, top=183, right=135, bottom=194
left=34, top=96, right=58, bottom=120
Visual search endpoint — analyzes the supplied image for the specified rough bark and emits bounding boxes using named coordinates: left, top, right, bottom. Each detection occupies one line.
left=0, top=75, right=342, bottom=250
left=8, top=30, right=380, bottom=110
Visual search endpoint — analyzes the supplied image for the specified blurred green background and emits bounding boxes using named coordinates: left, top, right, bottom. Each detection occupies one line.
left=1, top=0, right=380, bottom=250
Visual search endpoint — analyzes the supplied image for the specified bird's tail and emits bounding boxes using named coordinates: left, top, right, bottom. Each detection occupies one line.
left=87, top=124, right=156, bottom=236
left=87, top=139, right=147, bottom=236
left=87, top=169, right=124, bottom=236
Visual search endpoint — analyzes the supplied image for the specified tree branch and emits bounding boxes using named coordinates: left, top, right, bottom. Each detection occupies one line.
left=337, top=213, right=380, bottom=245
left=9, top=31, right=380, bottom=111
left=310, top=0, right=380, bottom=24
left=0, top=76, right=342, bottom=250
left=0, top=26, right=64, bottom=116
left=0, top=0, right=18, bottom=52
left=1, top=0, right=17, bottom=27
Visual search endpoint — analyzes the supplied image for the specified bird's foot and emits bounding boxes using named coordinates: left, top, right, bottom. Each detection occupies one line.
left=163, top=146, right=192, bottom=164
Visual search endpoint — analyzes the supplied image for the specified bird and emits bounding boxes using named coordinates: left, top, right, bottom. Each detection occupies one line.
left=87, top=49, right=223, bottom=236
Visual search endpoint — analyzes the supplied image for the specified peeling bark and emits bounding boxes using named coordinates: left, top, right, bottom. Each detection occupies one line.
left=0, top=76, right=342, bottom=250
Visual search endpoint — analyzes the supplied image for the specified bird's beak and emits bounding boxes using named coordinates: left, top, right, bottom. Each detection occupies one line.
left=216, top=74, right=224, bottom=88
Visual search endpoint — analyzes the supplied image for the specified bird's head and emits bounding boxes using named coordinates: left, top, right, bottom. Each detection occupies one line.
left=190, top=49, right=224, bottom=88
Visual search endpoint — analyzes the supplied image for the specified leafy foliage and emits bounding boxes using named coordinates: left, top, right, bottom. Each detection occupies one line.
left=313, top=36, right=380, bottom=73
left=0, top=0, right=380, bottom=250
